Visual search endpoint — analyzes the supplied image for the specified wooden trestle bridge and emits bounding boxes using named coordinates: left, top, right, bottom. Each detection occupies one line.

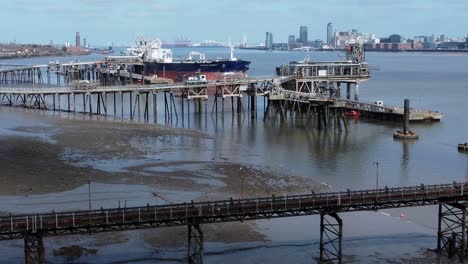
left=3, top=182, right=468, bottom=263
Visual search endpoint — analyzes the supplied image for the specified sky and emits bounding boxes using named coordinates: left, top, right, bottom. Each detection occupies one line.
left=1, top=0, right=467, bottom=46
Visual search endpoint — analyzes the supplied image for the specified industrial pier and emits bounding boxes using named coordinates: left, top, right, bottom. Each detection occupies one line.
left=0, top=53, right=442, bottom=129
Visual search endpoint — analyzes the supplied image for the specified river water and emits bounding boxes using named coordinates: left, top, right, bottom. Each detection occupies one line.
left=1, top=48, right=467, bottom=263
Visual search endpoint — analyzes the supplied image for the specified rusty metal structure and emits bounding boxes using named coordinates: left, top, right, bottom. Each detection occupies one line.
left=320, top=213, right=342, bottom=263
left=188, top=221, right=204, bottom=264
left=0, top=53, right=443, bottom=128
left=1, top=182, right=468, bottom=263
left=24, top=232, right=45, bottom=264
left=438, top=203, right=468, bottom=261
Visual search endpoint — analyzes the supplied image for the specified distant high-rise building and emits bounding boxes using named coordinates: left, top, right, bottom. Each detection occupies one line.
left=380, top=34, right=403, bottom=43
left=299, top=26, right=308, bottom=45
left=425, top=35, right=435, bottom=43
left=83, top=38, right=87, bottom=47
left=265, top=32, right=273, bottom=49
left=439, top=35, right=445, bottom=42
left=76, top=32, right=81, bottom=47
left=288, top=35, right=296, bottom=49
left=327, top=23, right=333, bottom=44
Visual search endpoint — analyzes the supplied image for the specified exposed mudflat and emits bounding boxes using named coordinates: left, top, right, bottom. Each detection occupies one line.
left=0, top=108, right=323, bottom=260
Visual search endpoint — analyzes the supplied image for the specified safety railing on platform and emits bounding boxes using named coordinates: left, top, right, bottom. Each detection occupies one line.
left=0, top=182, right=466, bottom=239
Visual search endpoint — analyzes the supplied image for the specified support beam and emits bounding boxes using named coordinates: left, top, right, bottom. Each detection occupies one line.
left=336, top=82, right=341, bottom=98
left=188, top=223, right=204, bottom=264
left=346, top=83, right=351, bottom=100
left=403, top=99, right=410, bottom=134
left=354, top=82, right=360, bottom=101
left=438, top=203, right=467, bottom=261
left=24, top=232, right=45, bottom=264
left=320, top=212, right=342, bottom=264
left=153, top=92, right=157, bottom=124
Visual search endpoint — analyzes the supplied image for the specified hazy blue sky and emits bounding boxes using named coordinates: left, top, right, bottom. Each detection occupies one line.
left=1, top=0, right=467, bottom=45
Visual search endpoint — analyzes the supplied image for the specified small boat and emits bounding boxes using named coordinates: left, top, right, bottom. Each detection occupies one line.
left=344, top=110, right=360, bottom=118
left=458, top=143, right=468, bottom=152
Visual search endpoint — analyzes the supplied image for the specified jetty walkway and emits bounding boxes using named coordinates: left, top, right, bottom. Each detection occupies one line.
left=4, top=182, right=468, bottom=263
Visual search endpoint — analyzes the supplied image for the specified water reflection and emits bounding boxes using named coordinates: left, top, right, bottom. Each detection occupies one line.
left=398, top=139, right=411, bottom=186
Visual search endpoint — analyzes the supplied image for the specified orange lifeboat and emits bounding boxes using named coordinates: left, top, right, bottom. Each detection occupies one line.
left=344, top=110, right=360, bottom=118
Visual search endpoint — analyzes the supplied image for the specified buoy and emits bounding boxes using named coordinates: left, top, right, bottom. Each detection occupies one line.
left=400, top=213, right=405, bottom=219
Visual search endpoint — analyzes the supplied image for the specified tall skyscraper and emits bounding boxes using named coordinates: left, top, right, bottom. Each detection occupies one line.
left=439, top=35, right=445, bottom=42
left=83, top=38, right=87, bottom=47
left=288, top=35, right=296, bottom=50
left=75, top=32, right=81, bottom=47
left=265, top=32, right=273, bottom=49
left=300, top=26, right=308, bottom=45
left=327, top=23, right=333, bottom=44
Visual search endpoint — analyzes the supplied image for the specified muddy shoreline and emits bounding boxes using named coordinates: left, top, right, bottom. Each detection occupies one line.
left=0, top=108, right=324, bottom=253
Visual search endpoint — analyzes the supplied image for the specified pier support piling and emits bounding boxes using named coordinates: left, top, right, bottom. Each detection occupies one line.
left=188, top=222, right=204, bottom=264
left=320, top=212, right=342, bottom=264
left=438, top=203, right=467, bottom=261
left=403, top=99, right=410, bottom=134
left=24, top=232, right=45, bottom=264
left=346, top=83, right=351, bottom=100
left=354, top=82, right=360, bottom=101
left=393, top=99, right=418, bottom=139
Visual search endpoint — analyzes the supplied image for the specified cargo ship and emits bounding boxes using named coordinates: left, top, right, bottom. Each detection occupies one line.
left=126, top=37, right=250, bottom=82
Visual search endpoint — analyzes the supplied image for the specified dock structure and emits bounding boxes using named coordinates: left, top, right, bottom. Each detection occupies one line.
left=276, top=59, right=370, bottom=101
left=0, top=61, right=104, bottom=85
left=0, top=78, right=278, bottom=123
left=342, top=99, right=443, bottom=121
left=0, top=49, right=443, bottom=126
left=0, top=65, right=45, bottom=84
left=0, top=76, right=443, bottom=129
left=2, top=182, right=468, bottom=263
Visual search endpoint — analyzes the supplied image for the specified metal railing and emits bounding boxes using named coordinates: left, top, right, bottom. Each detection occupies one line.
left=0, top=182, right=466, bottom=240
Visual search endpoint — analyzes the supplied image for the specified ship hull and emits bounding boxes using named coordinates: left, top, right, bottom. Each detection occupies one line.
left=134, top=60, right=250, bottom=82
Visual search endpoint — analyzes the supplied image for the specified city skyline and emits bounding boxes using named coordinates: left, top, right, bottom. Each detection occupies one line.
left=1, top=0, right=468, bottom=45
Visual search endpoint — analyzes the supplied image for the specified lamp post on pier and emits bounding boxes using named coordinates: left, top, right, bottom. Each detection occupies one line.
left=88, top=174, right=92, bottom=226
left=374, top=161, right=379, bottom=192
left=240, top=167, right=245, bottom=200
